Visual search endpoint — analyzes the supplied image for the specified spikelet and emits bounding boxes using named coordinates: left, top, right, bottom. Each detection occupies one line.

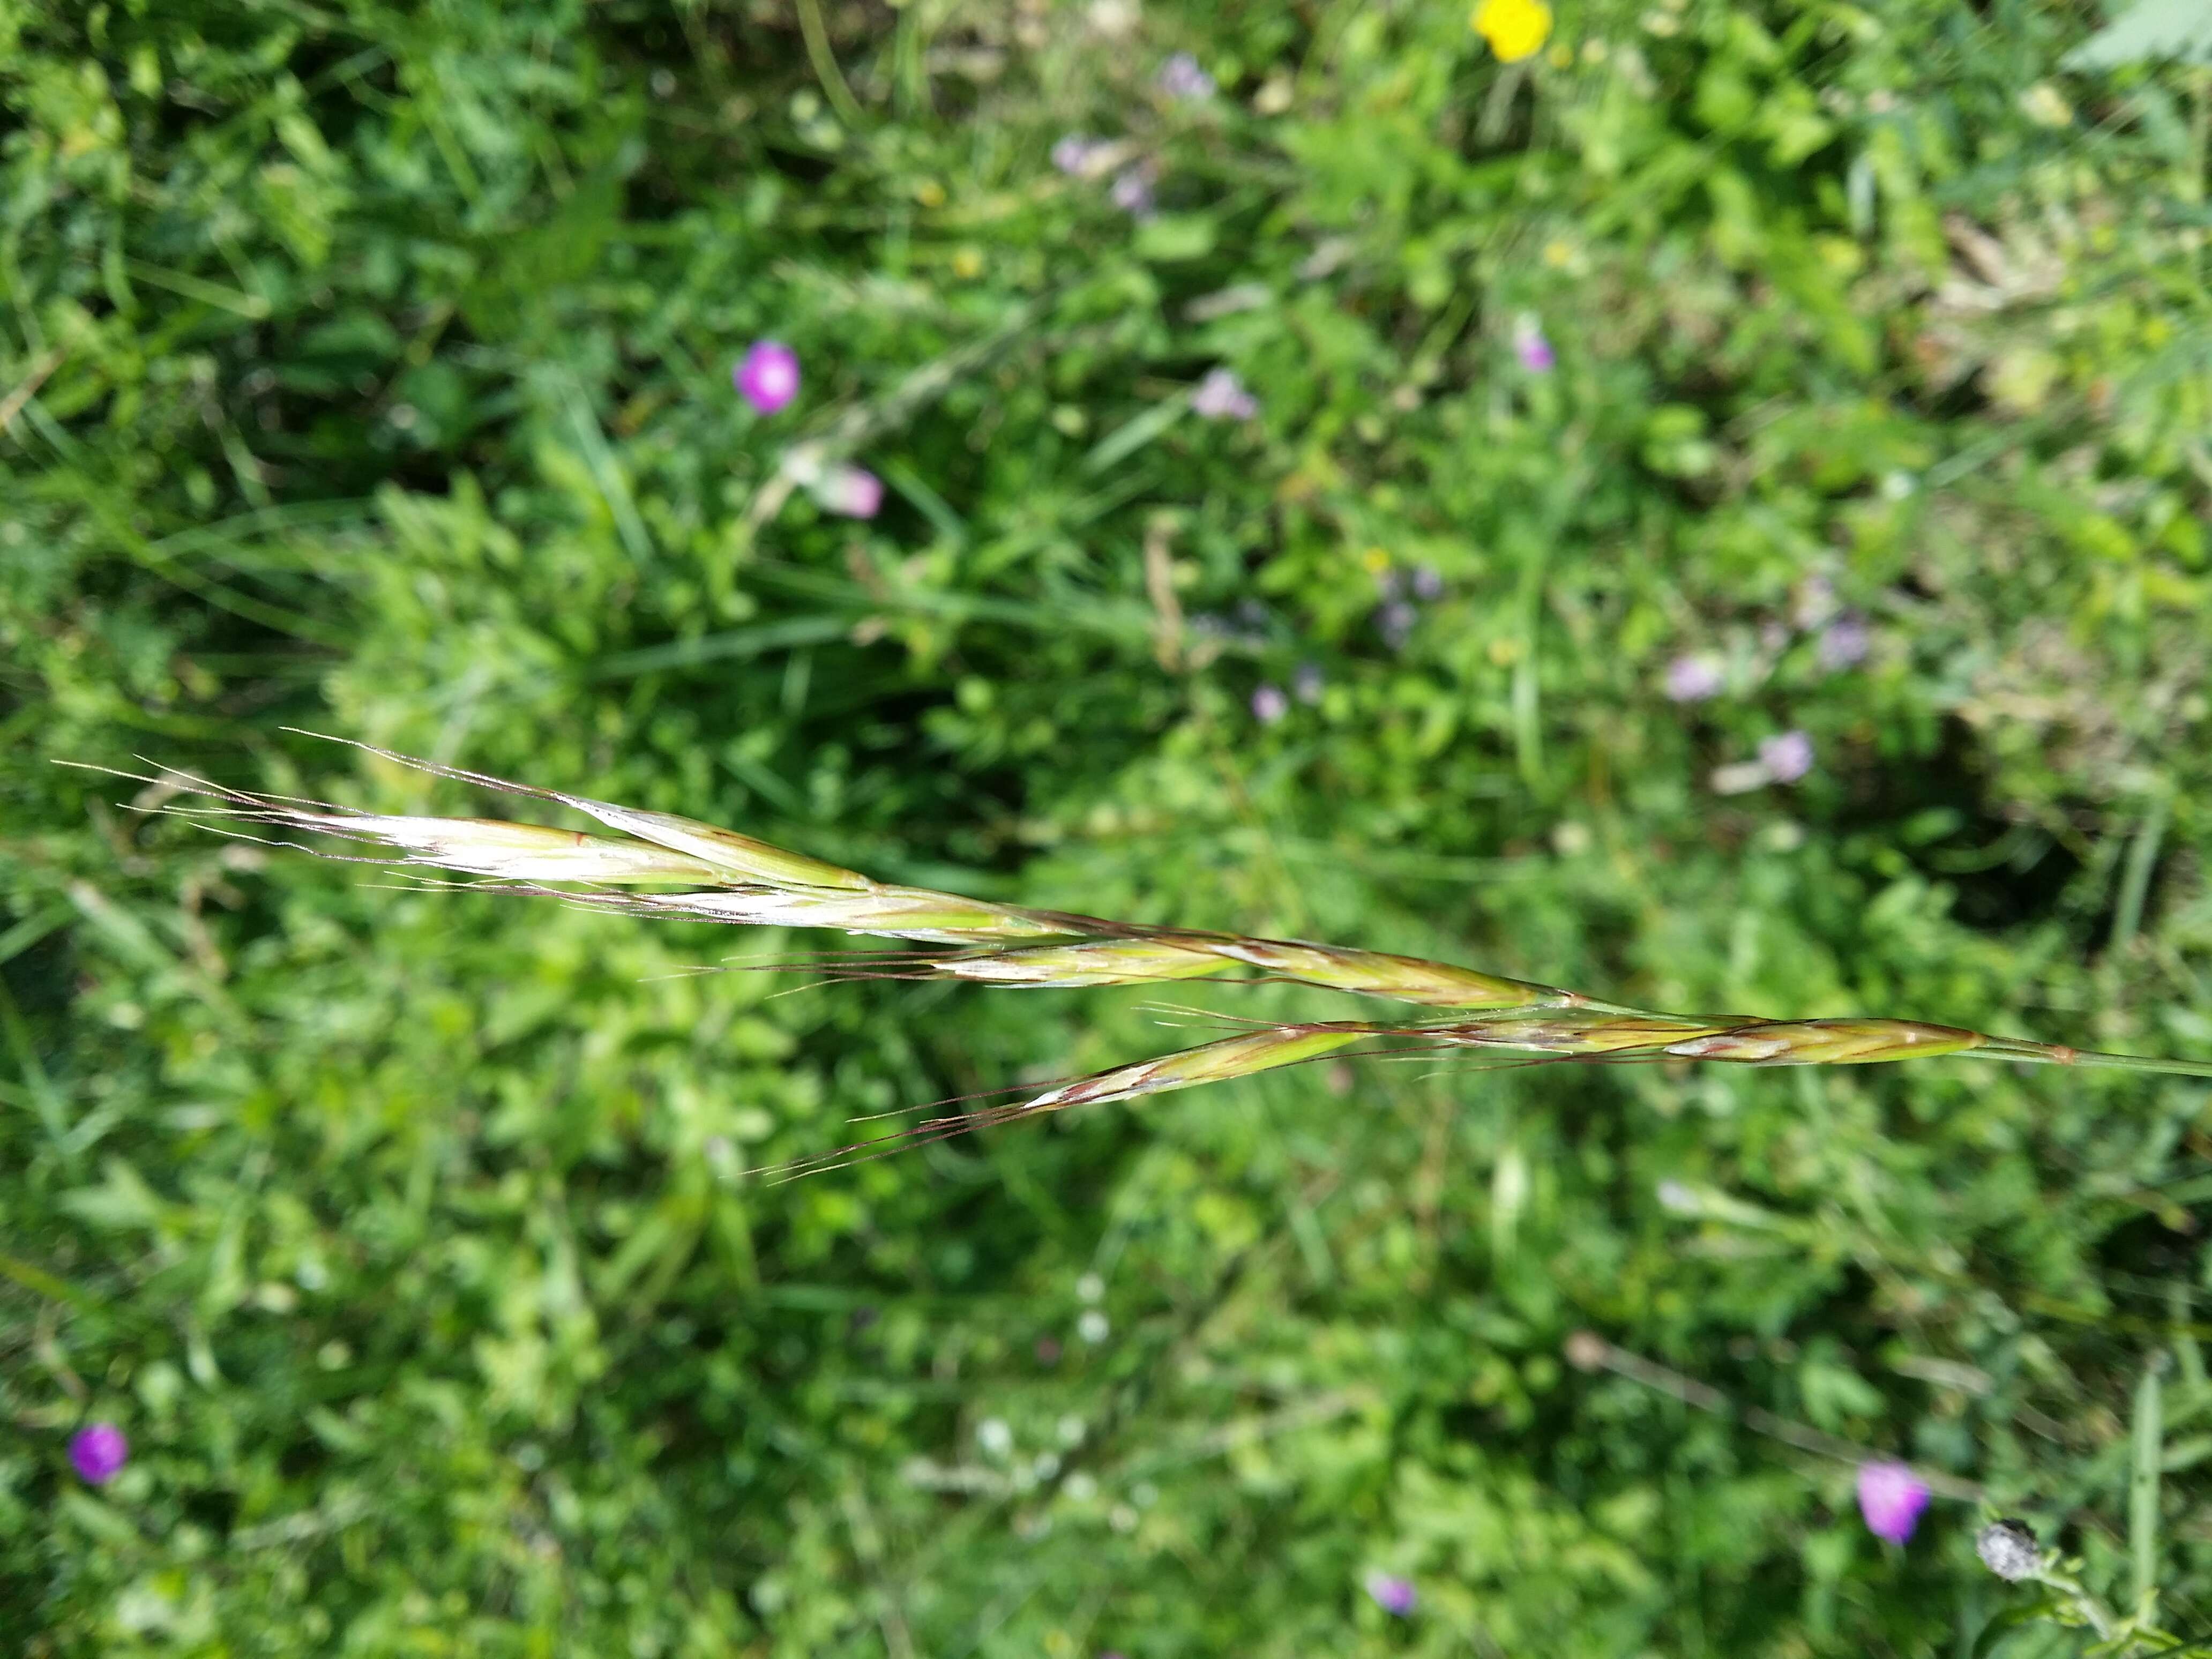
left=610, top=884, right=1077, bottom=944
left=271, top=813, right=728, bottom=887
left=1431, top=1011, right=1733, bottom=1055
left=1658, top=1019, right=1985, bottom=1065
left=1015, top=1025, right=1367, bottom=1112
left=931, top=938, right=1250, bottom=988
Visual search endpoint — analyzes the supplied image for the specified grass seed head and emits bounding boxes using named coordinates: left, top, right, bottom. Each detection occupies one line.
left=1661, top=1020, right=1985, bottom=1065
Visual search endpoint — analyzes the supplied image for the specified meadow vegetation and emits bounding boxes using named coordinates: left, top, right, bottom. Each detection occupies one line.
left=6, top=0, right=2212, bottom=1652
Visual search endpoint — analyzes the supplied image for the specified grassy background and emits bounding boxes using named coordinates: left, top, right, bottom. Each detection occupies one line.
left=7, top=0, right=2212, bottom=1651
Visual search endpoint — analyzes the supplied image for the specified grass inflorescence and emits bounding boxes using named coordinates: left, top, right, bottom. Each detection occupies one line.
left=108, top=737, right=2212, bottom=1178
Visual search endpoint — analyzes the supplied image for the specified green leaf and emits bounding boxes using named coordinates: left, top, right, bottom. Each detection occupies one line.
left=1132, top=214, right=1217, bottom=262
left=1970, top=1600, right=2059, bottom=1659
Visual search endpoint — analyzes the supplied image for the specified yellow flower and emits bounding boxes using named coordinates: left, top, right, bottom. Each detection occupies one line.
left=1472, top=0, right=1553, bottom=63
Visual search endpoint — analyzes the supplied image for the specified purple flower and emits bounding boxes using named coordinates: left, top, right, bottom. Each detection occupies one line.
left=1292, top=662, right=1324, bottom=705
left=1191, top=368, right=1258, bottom=421
left=1514, top=322, right=1556, bottom=373
left=734, top=341, right=801, bottom=415
left=808, top=463, right=883, bottom=519
left=1377, top=600, right=1416, bottom=649
left=1364, top=1572, right=1418, bottom=1617
left=1856, top=1461, right=1930, bottom=1544
left=69, top=1423, right=128, bottom=1485
left=1110, top=168, right=1156, bottom=218
left=1664, top=654, right=1724, bottom=703
left=1252, top=684, right=1288, bottom=723
left=1052, top=134, right=1103, bottom=175
left=1817, top=614, right=1870, bottom=672
left=1758, top=730, right=1814, bottom=784
left=1410, top=564, right=1444, bottom=601
left=1157, top=52, right=1217, bottom=99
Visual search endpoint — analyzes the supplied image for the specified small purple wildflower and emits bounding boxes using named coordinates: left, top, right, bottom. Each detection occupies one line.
left=1110, top=168, right=1156, bottom=218
left=1514, top=321, right=1556, bottom=373
left=735, top=341, right=801, bottom=415
left=69, top=1423, right=128, bottom=1485
left=1664, top=654, right=1724, bottom=703
left=1157, top=53, right=1217, bottom=100
left=1758, top=730, right=1814, bottom=784
left=1364, top=1572, right=1418, bottom=1617
left=1377, top=600, right=1416, bottom=650
left=1817, top=614, right=1870, bottom=672
left=1192, top=368, right=1258, bottom=421
left=1252, top=684, right=1289, bottom=723
left=1410, top=564, right=1444, bottom=601
left=809, top=463, right=883, bottom=520
left=1292, top=662, right=1324, bottom=705
left=1052, top=134, right=1103, bottom=176
left=1856, top=1461, right=1930, bottom=1544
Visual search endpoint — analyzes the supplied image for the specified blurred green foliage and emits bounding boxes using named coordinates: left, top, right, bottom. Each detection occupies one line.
left=6, top=0, right=2212, bottom=1652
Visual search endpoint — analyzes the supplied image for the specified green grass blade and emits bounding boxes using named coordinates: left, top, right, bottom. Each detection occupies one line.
left=2112, top=794, right=2171, bottom=954
left=2134, top=1359, right=2165, bottom=1617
